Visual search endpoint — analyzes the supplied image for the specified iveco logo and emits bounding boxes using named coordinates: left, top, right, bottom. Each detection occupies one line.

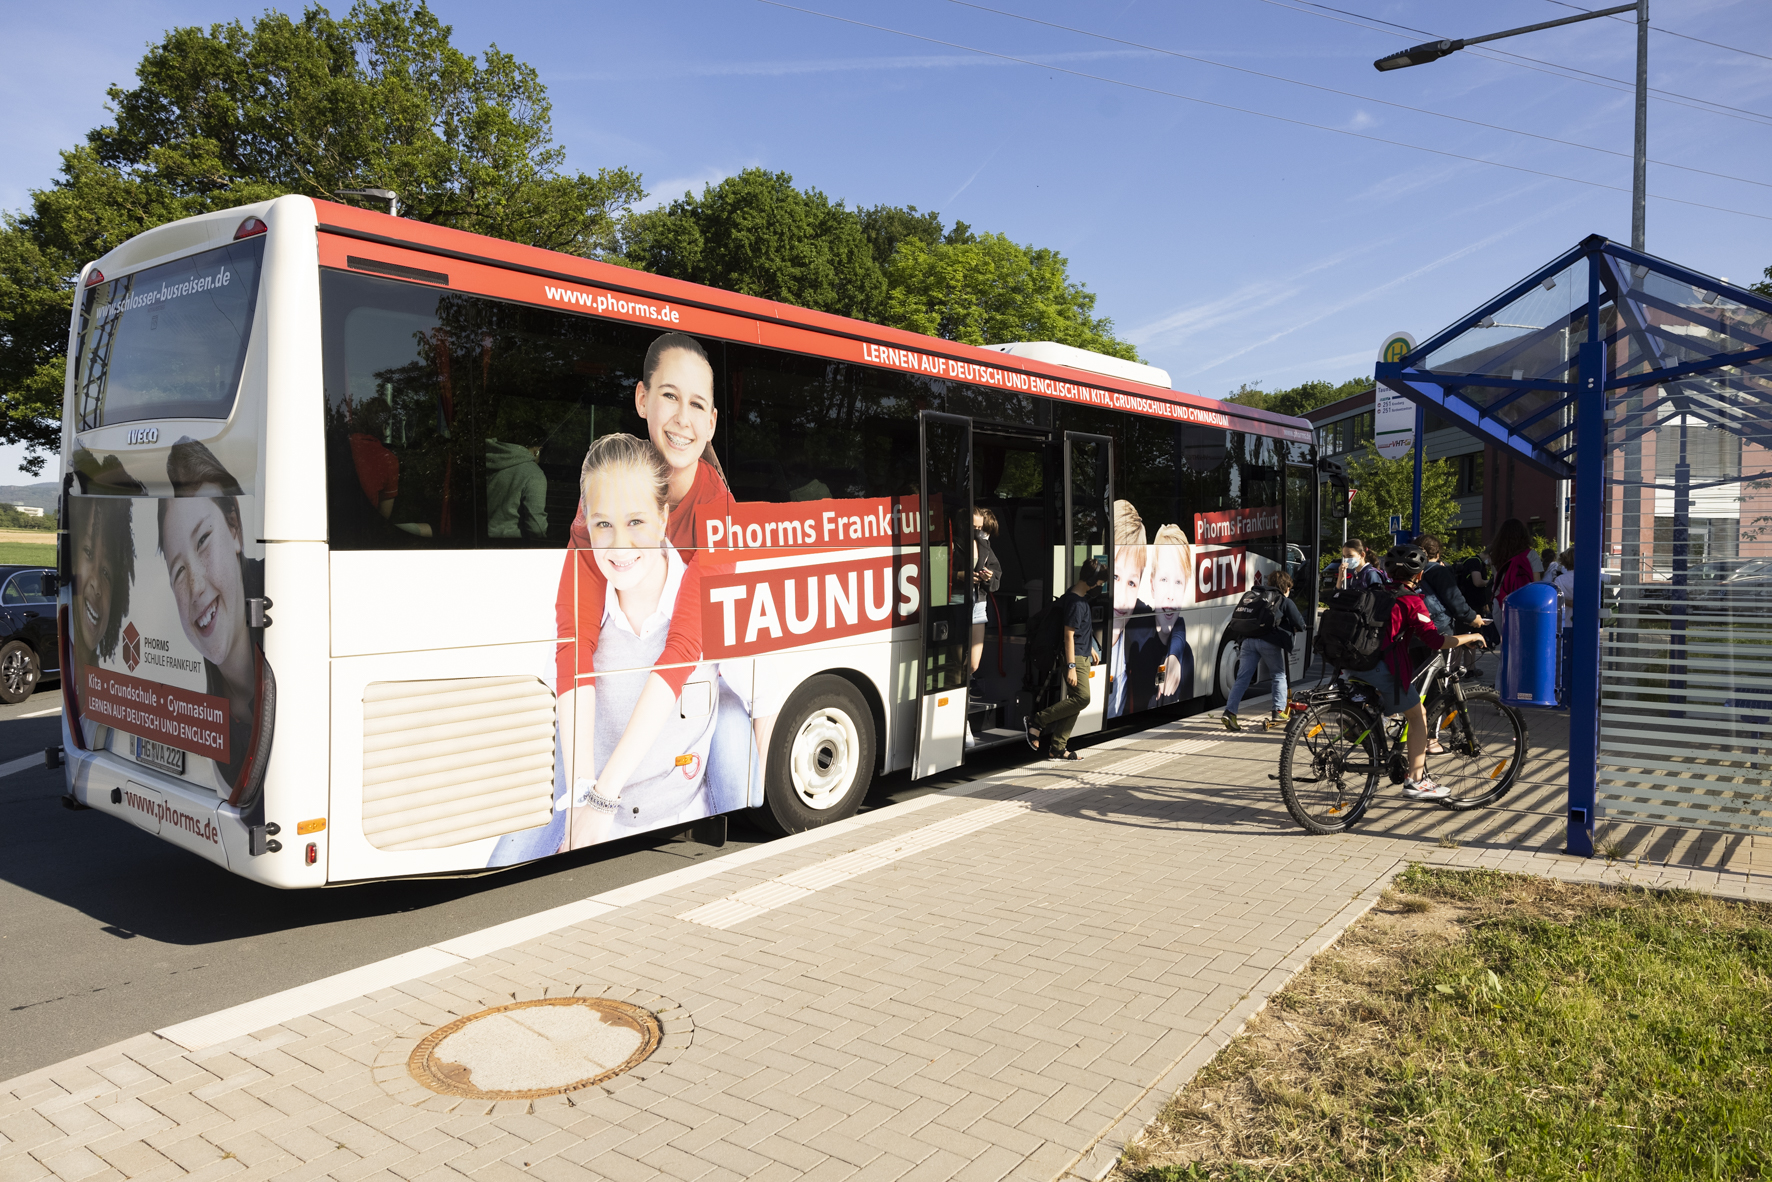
left=126, top=428, right=159, bottom=445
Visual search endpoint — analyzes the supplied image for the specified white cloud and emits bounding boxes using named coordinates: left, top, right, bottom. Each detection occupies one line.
left=556, top=48, right=1154, bottom=82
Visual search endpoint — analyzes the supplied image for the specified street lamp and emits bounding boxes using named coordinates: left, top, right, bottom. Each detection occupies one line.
left=1374, top=1, right=1648, bottom=252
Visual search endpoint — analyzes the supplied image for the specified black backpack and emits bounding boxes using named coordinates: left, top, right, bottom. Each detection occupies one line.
left=1022, top=594, right=1072, bottom=699
left=1313, top=585, right=1398, bottom=672
left=1225, top=587, right=1283, bottom=640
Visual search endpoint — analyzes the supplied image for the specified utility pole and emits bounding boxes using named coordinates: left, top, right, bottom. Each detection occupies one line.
left=1633, top=0, right=1649, bottom=251
left=1376, top=1, right=1647, bottom=251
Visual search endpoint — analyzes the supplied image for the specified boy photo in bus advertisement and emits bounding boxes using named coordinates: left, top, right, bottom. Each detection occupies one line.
left=1107, top=500, right=1155, bottom=720
left=1145, top=523, right=1196, bottom=707
left=71, top=440, right=275, bottom=825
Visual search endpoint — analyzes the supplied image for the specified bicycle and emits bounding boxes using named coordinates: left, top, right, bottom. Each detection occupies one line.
left=1275, top=649, right=1529, bottom=834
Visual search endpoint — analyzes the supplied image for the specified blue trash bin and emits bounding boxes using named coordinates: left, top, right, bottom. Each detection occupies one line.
left=1499, top=582, right=1560, bottom=707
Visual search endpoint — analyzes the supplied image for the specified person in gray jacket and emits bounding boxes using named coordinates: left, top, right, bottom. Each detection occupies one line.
left=486, top=436, right=549, bottom=539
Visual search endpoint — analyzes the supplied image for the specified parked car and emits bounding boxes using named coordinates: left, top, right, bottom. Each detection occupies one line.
left=0, top=566, right=59, bottom=703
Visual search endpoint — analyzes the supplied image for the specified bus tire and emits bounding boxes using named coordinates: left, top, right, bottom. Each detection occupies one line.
left=757, top=675, right=875, bottom=836
left=1210, top=636, right=1239, bottom=707
left=0, top=641, right=40, bottom=704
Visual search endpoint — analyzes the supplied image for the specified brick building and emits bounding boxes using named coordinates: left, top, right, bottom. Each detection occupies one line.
left=1305, top=388, right=1562, bottom=550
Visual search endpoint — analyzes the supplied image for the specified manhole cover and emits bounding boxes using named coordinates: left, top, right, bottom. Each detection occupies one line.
left=407, top=997, right=662, bottom=1100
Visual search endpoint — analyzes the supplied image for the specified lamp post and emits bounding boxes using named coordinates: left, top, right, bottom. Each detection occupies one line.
left=1375, top=0, right=1648, bottom=251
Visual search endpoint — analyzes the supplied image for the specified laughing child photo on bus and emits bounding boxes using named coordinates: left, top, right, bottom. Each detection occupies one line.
left=1107, top=499, right=1157, bottom=719
left=1144, top=523, right=1197, bottom=706
left=560, top=433, right=756, bottom=849
left=68, top=457, right=146, bottom=752
left=158, top=438, right=276, bottom=815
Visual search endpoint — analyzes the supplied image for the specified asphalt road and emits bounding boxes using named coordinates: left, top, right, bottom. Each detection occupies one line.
left=1, top=675, right=1208, bottom=1082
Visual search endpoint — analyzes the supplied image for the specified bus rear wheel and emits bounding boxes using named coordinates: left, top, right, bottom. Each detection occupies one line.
left=757, top=675, right=875, bottom=836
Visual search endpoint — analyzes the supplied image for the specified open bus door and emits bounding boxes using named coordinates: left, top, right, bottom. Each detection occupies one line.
left=1063, top=432, right=1112, bottom=740
left=913, top=412, right=973, bottom=778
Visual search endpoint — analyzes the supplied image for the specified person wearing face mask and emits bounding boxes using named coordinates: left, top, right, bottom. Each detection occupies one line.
left=1339, top=539, right=1385, bottom=590
left=157, top=439, right=276, bottom=814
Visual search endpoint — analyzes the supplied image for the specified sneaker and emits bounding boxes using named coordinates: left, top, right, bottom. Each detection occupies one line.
left=1221, top=713, right=1240, bottom=732
left=1402, top=777, right=1451, bottom=801
left=1265, top=712, right=1287, bottom=730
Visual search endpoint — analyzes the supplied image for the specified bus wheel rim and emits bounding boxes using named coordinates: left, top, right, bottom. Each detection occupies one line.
left=791, top=707, right=859, bottom=810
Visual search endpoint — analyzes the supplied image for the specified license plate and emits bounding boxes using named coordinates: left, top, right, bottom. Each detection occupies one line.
left=133, top=736, right=186, bottom=776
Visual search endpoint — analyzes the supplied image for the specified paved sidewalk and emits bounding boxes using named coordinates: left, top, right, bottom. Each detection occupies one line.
left=5, top=708, right=1769, bottom=1182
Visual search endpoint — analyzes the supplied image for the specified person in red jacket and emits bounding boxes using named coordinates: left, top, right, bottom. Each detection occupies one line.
left=1353, top=544, right=1488, bottom=801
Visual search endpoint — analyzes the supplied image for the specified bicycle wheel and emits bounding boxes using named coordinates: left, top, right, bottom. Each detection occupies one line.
left=1278, top=702, right=1382, bottom=833
left=1425, top=685, right=1528, bottom=810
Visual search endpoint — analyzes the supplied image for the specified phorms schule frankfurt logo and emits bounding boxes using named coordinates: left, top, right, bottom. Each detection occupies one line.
left=122, top=622, right=141, bottom=672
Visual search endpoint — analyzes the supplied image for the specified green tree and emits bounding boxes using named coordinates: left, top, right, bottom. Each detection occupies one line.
left=624, top=169, right=885, bottom=320
left=0, top=0, right=642, bottom=473
left=1343, top=447, right=1460, bottom=544
left=1268, top=377, right=1371, bottom=419
left=883, top=234, right=1139, bottom=361
left=1222, top=377, right=1371, bottom=417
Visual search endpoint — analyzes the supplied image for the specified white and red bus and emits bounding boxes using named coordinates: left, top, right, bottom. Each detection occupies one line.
left=53, top=196, right=1319, bottom=887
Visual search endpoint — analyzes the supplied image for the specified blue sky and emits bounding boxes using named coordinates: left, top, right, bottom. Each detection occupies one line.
left=2, top=0, right=1768, bottom=479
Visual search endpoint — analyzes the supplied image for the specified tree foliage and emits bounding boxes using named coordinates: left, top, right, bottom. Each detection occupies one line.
left=1223, top=377, right=1372, bottom=418
left=883, top=233, right=1139, bottom=361
left=1342, top=447, right=1461, bottom=544
left=0, top=0, right=642, bottom=473
left=623, top=170, right=884, bottom=321
left=627, top=169, right=1140, bottom=362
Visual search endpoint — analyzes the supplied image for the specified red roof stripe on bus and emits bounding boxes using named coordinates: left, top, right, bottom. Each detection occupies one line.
left=311, top=200, right=1311, bottom=441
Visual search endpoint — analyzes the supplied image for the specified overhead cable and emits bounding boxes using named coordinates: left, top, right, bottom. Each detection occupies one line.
left=755, top=0, right=1772, bottom=226
left=1255, top=0, right=1772, bottom=126
left=950, top=0, right=1772, bottom=192
left=1542, top=0, right=1772, bottom=65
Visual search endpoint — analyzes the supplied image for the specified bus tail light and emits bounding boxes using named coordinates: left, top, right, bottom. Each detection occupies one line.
left=234, top=216, right=268, bottom=240
left=305, top=842, right=318, bottom=866
left=83, top=269, right=105, bottom=287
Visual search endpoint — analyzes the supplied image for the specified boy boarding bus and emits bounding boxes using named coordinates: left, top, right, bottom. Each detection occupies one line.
left=54, top=196, right=1319, bottom=886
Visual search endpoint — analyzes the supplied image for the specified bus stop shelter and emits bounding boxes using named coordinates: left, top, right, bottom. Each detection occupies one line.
left=1376, top=234, right=1772, bottom=856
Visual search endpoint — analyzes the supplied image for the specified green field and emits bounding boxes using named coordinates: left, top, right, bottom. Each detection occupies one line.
left=0, top=542, right=55, bottom=565
left=1123, top=866, right=1772, bottom=1181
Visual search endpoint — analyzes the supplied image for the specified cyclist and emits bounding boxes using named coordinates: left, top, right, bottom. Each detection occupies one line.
left=1354, top=544, right=1489, bottom=801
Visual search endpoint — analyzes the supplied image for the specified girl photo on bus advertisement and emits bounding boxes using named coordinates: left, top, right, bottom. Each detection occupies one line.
left=547, top=330, right=765, bottom=854
left=1145, top=523, right=1196, bottom=707
left=1107, top=499, right=1157, bottom=720
left=158, top=438, right=276, bottom=813
left=557, top=433, right=757, bottom=849
left=69, top=460, right=144, bottom=750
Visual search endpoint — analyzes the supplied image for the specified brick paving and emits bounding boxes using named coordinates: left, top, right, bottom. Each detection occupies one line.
left=6, top=707, right=1770, bottom=1182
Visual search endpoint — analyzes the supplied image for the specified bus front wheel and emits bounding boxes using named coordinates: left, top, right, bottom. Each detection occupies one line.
left=757, top=675, right=875, bottom=836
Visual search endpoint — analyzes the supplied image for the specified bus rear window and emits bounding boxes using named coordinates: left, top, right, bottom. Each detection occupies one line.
left=75, top=237, right=265, bottom=430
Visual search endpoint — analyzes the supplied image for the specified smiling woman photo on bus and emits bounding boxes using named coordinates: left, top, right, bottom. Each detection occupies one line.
left=157, top=438, right=275, bottom=813
left=558, top=433, right=754, bottom=851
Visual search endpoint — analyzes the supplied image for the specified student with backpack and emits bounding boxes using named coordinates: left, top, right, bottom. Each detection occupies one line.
left=1314, top=544, right=1488, bottom=801
left=1026, top=557, right=1108, bottom=761
left=1220, top=572, right=1308, bottom=731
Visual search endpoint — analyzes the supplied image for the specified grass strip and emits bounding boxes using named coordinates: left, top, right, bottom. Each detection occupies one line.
left=1120, top=865, right=1772, bottom=1181
left=0, top=542, right=55, bottom=565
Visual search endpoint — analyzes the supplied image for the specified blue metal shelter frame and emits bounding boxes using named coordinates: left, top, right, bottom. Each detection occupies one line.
left=1375, top=234, right=1772, bottom=855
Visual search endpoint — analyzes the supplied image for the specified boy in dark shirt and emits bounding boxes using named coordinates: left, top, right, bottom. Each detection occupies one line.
left=1028, top=557, right=1107, bottom=761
